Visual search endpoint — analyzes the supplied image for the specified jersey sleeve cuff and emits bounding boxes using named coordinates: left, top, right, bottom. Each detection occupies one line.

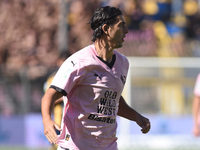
left=50, top=85, right=67, bottom=96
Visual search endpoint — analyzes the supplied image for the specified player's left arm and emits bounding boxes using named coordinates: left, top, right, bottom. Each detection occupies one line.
left=117, top=95, right=150, bottom=134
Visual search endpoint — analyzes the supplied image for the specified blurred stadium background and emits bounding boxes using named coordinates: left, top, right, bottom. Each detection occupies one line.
left=0, top=0, right=200, bottom=149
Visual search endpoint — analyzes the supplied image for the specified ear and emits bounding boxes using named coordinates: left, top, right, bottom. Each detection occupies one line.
left=102, top=24, right=109, bottom=34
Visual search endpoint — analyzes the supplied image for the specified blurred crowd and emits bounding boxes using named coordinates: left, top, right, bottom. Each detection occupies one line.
left=0, top=0, right=200, bottom=115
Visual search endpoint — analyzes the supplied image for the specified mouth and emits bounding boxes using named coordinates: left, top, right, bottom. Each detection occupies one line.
left=122, top=37, right=125, bottom=42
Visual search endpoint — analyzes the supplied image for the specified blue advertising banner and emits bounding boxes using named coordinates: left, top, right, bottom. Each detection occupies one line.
left=0, top=115, right=25, bottom=145
left=24, top=114, right=50, bottom=148
left=0, top=114, right=200, bottom=150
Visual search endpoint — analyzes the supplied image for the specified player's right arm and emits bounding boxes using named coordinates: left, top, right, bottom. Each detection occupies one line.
left=41, top=88, right=63, bottom=144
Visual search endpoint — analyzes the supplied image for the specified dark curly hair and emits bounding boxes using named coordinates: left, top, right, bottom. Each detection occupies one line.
left=90, top=6, right=122, bottom=42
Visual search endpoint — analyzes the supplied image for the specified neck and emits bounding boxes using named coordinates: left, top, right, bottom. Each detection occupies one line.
left=94, top=40, right=114, bottom=63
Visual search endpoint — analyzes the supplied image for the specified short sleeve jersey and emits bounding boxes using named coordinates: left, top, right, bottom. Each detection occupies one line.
left=194, top=73, right=200, bottom=97
left=50, top=44, right=129, bottom=150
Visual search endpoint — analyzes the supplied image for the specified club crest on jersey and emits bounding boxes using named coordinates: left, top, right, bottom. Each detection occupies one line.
left=120, top=75, right=126, bottom=85
left=94, top=73, right=102, bottom=80
left=65, top=134, right=70, bottom=141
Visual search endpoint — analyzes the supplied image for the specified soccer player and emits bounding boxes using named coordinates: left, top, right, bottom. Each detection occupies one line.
left=41, top=6, right=151, bottom=150
left=193, top=73, right=200, bottom=137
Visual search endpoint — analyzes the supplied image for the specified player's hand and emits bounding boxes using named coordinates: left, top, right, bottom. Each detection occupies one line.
left=141, top=122, right=150, bottom=134
left=193, top=125, right=200, bottom=137
left=43, top=119, right=62, bottom=144
left=136, top=115, right=151, bottom=134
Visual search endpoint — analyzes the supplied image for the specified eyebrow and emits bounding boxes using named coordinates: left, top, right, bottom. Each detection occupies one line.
left=119, top=21, right=126, bottom=25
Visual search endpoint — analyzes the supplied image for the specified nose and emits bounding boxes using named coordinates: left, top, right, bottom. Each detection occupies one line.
left=124, top=25, right=129, bottom=34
